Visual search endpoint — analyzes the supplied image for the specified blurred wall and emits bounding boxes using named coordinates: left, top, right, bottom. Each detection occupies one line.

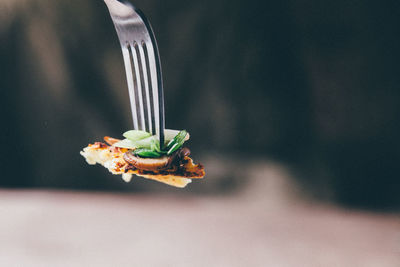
left=0, top=0, right=399, bottom=209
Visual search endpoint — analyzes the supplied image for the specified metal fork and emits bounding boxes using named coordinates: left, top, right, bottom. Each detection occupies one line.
left=104, top=0, right=165, bottom=147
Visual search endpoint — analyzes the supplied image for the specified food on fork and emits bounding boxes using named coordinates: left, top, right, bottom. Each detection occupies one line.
left=80, top=129, right=205, bottom=188
left=83, top=2, right=205, bottom=188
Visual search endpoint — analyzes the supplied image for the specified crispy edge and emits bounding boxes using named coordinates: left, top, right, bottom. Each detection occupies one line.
left=81, top=142, right=203, bottom=188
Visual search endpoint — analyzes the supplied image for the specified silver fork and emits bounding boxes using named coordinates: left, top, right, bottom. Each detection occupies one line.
left=104, top=0, right=165, bottom=147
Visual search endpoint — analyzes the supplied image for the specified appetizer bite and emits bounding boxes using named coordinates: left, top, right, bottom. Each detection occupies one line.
left=80, top=129, right=205, bottom=188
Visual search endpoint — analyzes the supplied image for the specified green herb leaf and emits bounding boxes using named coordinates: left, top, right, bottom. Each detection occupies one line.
left=165, top=130, right=187, bottom=148
left=133, top=148, right=162, bottom=158
left=119, top=129, right=189, bottom=157
left=150, top=137, right=162, bottom=153
left=113, top=139, right=137, bottom=149
left=134, top=136, right=156, bottom=149
left=166, top=130, right=187, bottom=155
left=123, top=130, right=151, bottom=142
left=164, top=129, right=181, bottom=142
left=166, top=138, right=175, bottom=149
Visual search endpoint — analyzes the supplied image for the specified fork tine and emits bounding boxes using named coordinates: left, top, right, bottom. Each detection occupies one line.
left=137, top=43, right=153, bottom=134
left=121, top=45, right=139, bottom=130
left=145, top=41, right=163, bottom=143
left=130, top=42, right=146, bottom=131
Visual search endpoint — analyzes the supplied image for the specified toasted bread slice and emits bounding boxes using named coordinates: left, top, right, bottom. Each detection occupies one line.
left=80, top=139, right=205, bottom=188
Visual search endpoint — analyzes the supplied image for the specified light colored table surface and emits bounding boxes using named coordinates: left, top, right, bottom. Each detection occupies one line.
left=0, top=187, right=398, bottom=267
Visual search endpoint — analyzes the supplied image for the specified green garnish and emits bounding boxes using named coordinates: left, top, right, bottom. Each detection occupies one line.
left=134, top=136, right=156, bottom=149
left=133, top=148, right=162, bottom=158
left=150, top=137, right=162, bottom=153
left=164, top=129, right=181, bottom=142
left=123, top=130, right=151, bottom=141
left=113, top=139, right=137, bottom=149
left=166, top=130, right=187, bottom=155
left=114, top=129, right=188, bottom=158
left=167, top=142, right=181, bottom=155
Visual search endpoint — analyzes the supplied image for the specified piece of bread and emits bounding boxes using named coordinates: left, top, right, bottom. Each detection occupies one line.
left=80, top=139, right=205, bottom=188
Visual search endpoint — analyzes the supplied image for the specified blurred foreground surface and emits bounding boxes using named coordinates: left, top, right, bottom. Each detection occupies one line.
left=1, top=181, right=399, bottom=266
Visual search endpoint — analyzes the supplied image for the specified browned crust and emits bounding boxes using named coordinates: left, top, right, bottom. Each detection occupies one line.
left=87, top=140, right=205, bottom=179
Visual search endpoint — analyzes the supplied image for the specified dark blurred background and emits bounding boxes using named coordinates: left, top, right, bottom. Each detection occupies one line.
left=1, top=0, right=399, bottom=210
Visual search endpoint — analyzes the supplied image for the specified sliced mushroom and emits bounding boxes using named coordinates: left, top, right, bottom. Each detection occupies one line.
left=123, top=151, right=170, bottom=171
left=123, top=147, right=192, bottom=172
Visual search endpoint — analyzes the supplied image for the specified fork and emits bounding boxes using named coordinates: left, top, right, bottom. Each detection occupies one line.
left=104, top=0, right=165, bottom=147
